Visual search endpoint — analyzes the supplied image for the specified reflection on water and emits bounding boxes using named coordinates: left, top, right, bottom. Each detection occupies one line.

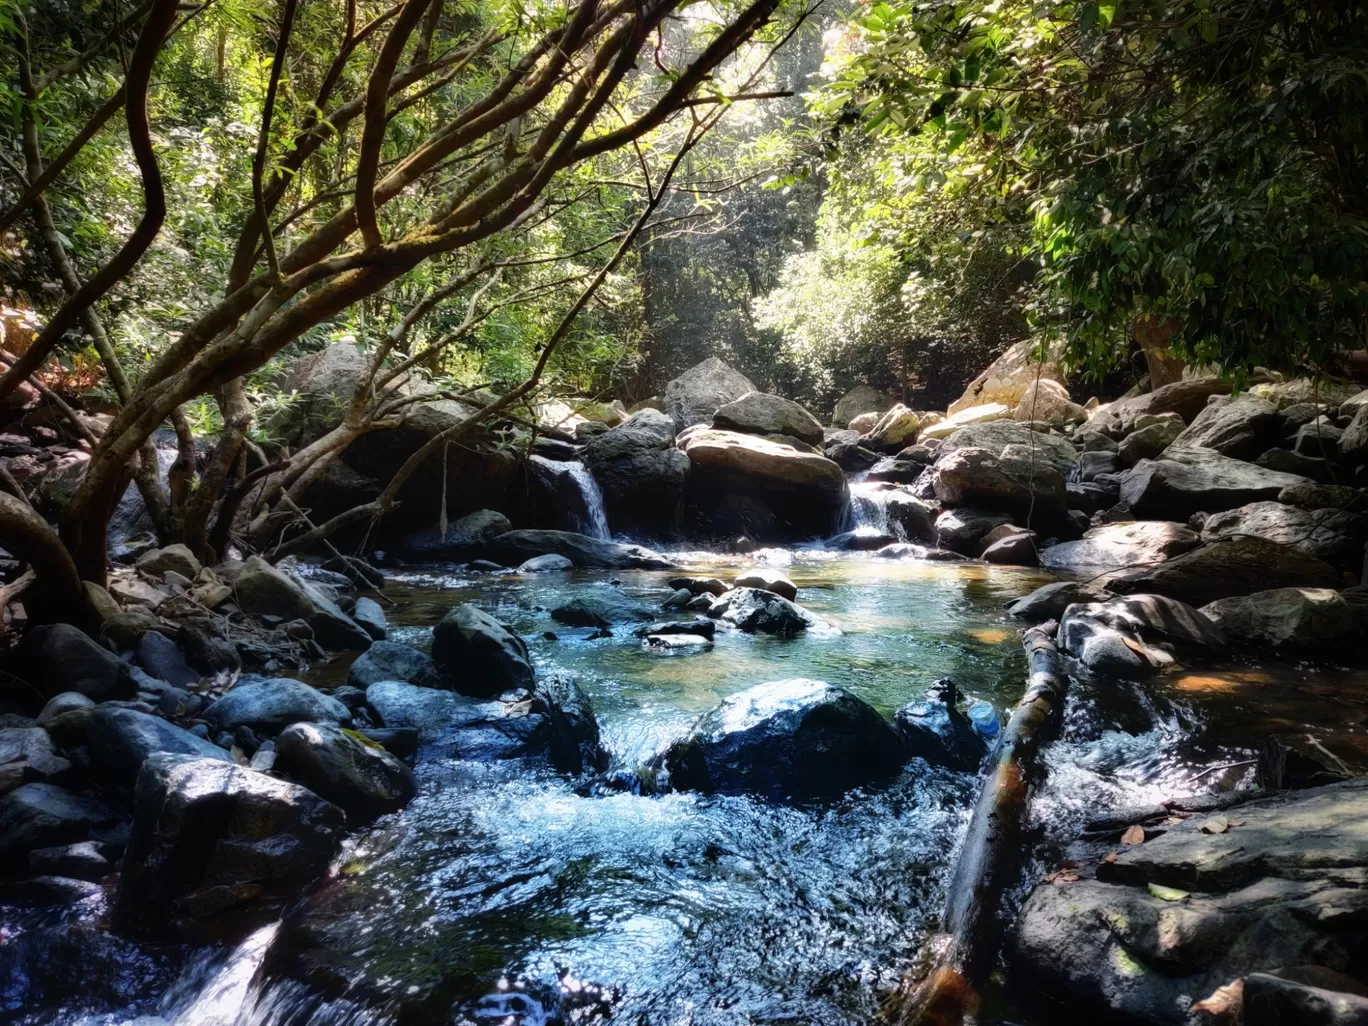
left=7, top=551, right=1368, bottom=1026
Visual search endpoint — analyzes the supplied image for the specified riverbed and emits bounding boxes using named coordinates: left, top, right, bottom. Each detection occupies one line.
left=5, top=551, right=1368, bottom=1026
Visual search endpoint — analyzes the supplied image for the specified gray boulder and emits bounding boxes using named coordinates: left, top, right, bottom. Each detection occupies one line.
left=1006, top=581, right=1113, bottom=620
left=365, top=681, right=465, bottom=742
left=477, top=529, right=676, bottom=569
left=1110, top=536, right=1342, bottom=606
left=934, top=508, right=1014, bottom=554
left=518, top=553, right=573, bottom=573
left=352, top=597, right=387, bottom=640
left=864, top=404, right=923, bottom=452
left=431, top=604, right=534, bottom=696
left=1168, top=393, right=1280, bottom=460
left=275, top=722, right=417, bottom=824
left=1340, top=404, right=1368, bottom=456
left=1040, top=521, right=1200, bottom=574
left=712, top=392, right=825, bottom=446
left=940, top=420, right=1078, bottom=475
left=664, top=357, right=757, bottom=429
left=1200, top=587, right=1357, bottom=649
left=708, top=587, right=832, bottom=636
left=831, top=385, right=895, bottom=428
left=1012, top=777, right=1368, bottom=1026
left=1090, top=376, right=1233, bottom=438
left=1119, top=444, right=1313, bottom=518
left=1116, top=417, right=1184, bottom=465
left=26, top=624, right=134, bottom=702
left=1201, top=501, right=1368, bottom=572
left=1292, top=416, right=1344, bottom=457
left=550, top=591, right=656, bottom=627
left=234, top=555, right=371, bottom=651
left=347, top=641, right=440, bottom=690
left=663, top=679, right=905, bottom=799
left=134, top=544, right=202, bottom=580
left=0, top=783, right=123, bottom=871
left=1256, top=447, right=1339, bottom=482
left=931, top=446, right=1067, bottom=516
left=1279, top=481, right=1368, bottom=512
left=202, top=679, right=351, bottom=735
left=114, top=754, right=343, bottom=940
left=88, top=707, right=232, bottom=789
left=0, top=727, right=72, bottom=783
left=886, top=492, right=939, bottom=543
left=137, top=631, right=198, bottom=688
left=397, top=509, right=512, bottom=561
left=584, top=409, right=690, bottom=535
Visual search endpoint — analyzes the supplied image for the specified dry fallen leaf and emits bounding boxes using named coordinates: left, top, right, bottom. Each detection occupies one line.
left=1193, top=977, right=1244, bottom=1019
left=1103, top=850, right=1118, bottom=864
left=1200, top=815, right=1230, bottom=834
left=1121, top=824, right=1145, bottom=845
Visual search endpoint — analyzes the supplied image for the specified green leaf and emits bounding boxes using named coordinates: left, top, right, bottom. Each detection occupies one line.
left=1147, top=883, right=1190, bottom=902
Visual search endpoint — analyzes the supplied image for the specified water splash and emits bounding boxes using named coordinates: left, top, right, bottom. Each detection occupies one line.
left=526, top=456, right=611, bottom=540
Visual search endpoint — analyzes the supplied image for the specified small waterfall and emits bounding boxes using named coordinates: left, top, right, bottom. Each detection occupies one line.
left=526, top=455, right=610, bottom=539
left=842, top=477, right=894, bottom=536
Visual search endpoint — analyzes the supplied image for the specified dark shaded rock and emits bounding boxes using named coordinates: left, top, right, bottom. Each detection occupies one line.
left=531, top=674, right=607, bottom=774
left=358, top=727, right=419, bottom=762
left=351, top=597, right=387, bottom=641
left=364, top=682, right=465, bottom=742
left=322, top=555, right=385, bottom=589
left=886, top=491, right=940, bottom=543
left=667, top=576, right=729, bottom=596
left=478, top=529, right=676, bottom=569
left=0, top=783, right=122, bottom=871
left=113, top=753, right=343, bottom=940
left=825, top=442, right=880, bottom=472
left=732, top=569, right=797, bottom=600
left=397, top=509, right=512, bottom=561
left=981, top=528, right=1038, bottom=565
left=1119, top=444, right=1313, bottom=518
left=1169, top=393, right=1281, bottom=460
left=1006, top=581, right=1112, bottom=620
left=1201, top=501, right=1368, bottom=572
left=934, top=508, right=1013, bottom=554
left=431, top=604, right=534, bottom=696
left=135, top=544, right=201, bottom=580
left=518, top=553, right=573, bottom=572
left=202, top=679, right=350, bottom=736
left=348, top=641, right=440, bottom=690
left=632, top=620, right=717, bottom=640
left=1090, top=376, right=1233, bottom=438
left=1201, top=587, right=1357, bottom=650
left=179, top=623, right=243, bottom=674
left=1279, top=481, right=1368, bottom=513
left=827, top=530, right=899, bottom=550
left=708, top=587, right=832, bottom=636
left=1117, top=417, right=1184, bottom=465
left=894, top=679, right=986, bottom=771
left=1256, top=447, right=1339, bottom=483
left=1244, top=972, right=1368, bottom=1026
left=0, top=727, right=72, bottom=782
left=549, top=592, right=656, bottom=628
left=1110, top=536, right=1342, bottom=606
left=26, top=624, right=134, bottom=702
left=88, top=707, right=233, bottom=790
left=865, top=458, right=924, bottom=484
left=234, top=556, right=371, bottom=651
left=663, top=679, right=905, bottom=799
left=1077, top=450, right=1122, bottom=481
left=1292, top=417, right=1344, bottom=457
left=940, top=421, right=1079, bottom=475
left=137, top=631, right=198, bottom=688
left=29, top=841, right=111, bottom=881
left=275, top=722, right=416, bottom=825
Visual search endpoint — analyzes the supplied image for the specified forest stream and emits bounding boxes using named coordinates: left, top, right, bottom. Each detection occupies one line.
left=6, top=546, right=1367, bottom=1026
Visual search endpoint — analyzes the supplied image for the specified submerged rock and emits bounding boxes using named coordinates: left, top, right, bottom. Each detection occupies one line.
left=430, top=604, right=535, bottom=696
left=550, top=592, right=656, bottom=628
left=114, top=754, right=343, bottom=940
left=275, top=722, right=417, bottom=825
left=663, top=679, right=905, bottom=799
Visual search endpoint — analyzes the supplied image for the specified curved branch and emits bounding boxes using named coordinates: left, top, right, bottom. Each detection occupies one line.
left=0, top=491, right=86, bottom=625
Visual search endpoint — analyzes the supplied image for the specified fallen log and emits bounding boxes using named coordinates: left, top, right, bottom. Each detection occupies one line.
left=890, top=622, right=1068, bottom=1026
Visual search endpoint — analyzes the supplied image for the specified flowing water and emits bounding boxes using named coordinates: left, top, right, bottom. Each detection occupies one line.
left=6, top=552, right=1368, bottom=1026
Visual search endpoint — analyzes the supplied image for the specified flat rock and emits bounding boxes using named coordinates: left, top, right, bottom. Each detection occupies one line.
left=202, top=679, right=351, bottom=736
left=1279, top=481, right=1368, bottom=512
left=478, top=529, right=676, bottom=569
left=365, top=681, right=466, bottom=742
left=1110, top=536, right=1342, bottom=606
left=1201, top=587, right=1357, bottom=649
left=1041, top=521, right=1200, bottom=574
left=1201, top=501, right=1368, bottom=572
left=939, top=420, right=1078, bottom=474
left=1119, top=444, right=1313, bottom=518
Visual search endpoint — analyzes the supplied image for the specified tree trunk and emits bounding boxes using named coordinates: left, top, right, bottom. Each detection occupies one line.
left=890, top=623, right=1067, bottom=1026
left=0, top=492, right=87, bottom=625
left=1132, top=315, right=1186, bottom=389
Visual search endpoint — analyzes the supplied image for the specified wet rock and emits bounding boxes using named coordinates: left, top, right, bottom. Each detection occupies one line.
left=825, top=441, right=880, bottom=472
left=358, top=727, right=419, bottom=762
left=1201, top=501, right=1368, bottom=572
left=28, top=841, right=111, bottom=881
left=88, top=707, right=233, bottom=789
left=351, top=597, right=387, bottom=640
left=980, top=527, right=1038, bottom=565
left=431, top=604, right=535, bottom=696
left=661, top=588, right=693, bottom=610
left=934, top=508, right=1014, bottom=554
left=832, top=385, right=896, bottom=428
left=0, top=783, right=123, bottom=871
left=26, top=623, right=134, bottom=702
left=275, top=722, right=416, bottom=825
left=234, top=556, right=371, bottom=651
left=549, top=592, right=656, bottom=628
left=1040, top=521, right=1201, bottom=574
left=732, top=569, right=797, bottom=601
left=894, top=679, right=987, bottom=771
left=322, top=555, right=386, bottom=589
left=1012, top=777, right=1368, bottom=1026
left=681, top=429, right=847, bottom=540
left=478, top=529, right=676, bottom=569
left=712, top=392, right=825, bottom=446
left=397, top=509, right=512, bottom=561
left=134, top=544, right=202, bottom=580
left=667, top=576, right=729, bottom=596
left=1006, top=581, right=1113, bottom=621
left=365, top=681, right=465, bottom=742
left=708, top=587, right=831, bottom=637
left=827, top=530, right=899, bottom=551
left=634, top=620, right=718, bottom=640
left=0, top=727, right=72, bottom=783
left=1110, top=536, right=1342, bottom=606
left=931, top=445, right=1067, bottom=516
left=518, top=553, right=573, bottom=573
left=1201, top=587, right=1357, bottom=650
left=347, top=641, right=441, bottom=690
left=202, top=679, right=351, bottom=736
left=114, top=753, right=343, bottom=940
left=865, top=458, right=924, bottom=484
left=663, top=679, right=905, bottom=799
left=137, top=631, right=198, bottom=688
left=531, top=674, right=607, bottom=774
left=1119, top=444, right=1313, bottom=518
left=644, top=633, right=714, bottom=654
left=885, top=491, right=940, bottom=543
left=580, top=410, right=690, bottom=536
left=663, top=357, right=757, bottom=429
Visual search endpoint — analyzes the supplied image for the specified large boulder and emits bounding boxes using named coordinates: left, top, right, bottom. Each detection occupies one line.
left=1012, top=378, right=1086, bottom=425
left=87, top=707, right=233, bottom=790
left=0, top=783, right=123, bottom=871
left=364, top=681, right=466, bottom=742
left=681, top=429, right=847, bottom=540
left=662, top=679, right=906, bottom=799
left=934, top=508, right=1014, bottom=554
left=583, top=409, right=690, bottom=535
left=931, top=446, right=1067, bottom=516
left=1089, top=377, right=1233, bottom=438
left=918, top=403, right=1013, bottom=442
left=831, top=385, right=896, bottom=428
left=275, top=722, right=416, bottom=825
left=1059, top=593, right=1225, bottom=676
left=708, top=587, right=832, bottom=636
left=1040, top=521, right=1200, bottom=574
left=550, top=591, right=656, bottom=627
left=114, top=754, right=344, bottom=940
left=1168, top=393, right=1281, bottom=460
left=712, top=391, right=825, bottom=446
left=1006, top=581, right=1114, bottom=621
left=430, top=604, right=534, bottom=696
left=1012, top=778, right=1368, bottom=1026
left=347, top=641, right=441, bottom=690
left=396, top=510, right=511, bottom=561
left=864, top=404, right=923, bottom=452
left=894, top=679, right=986, bottom=771
left=202, top=679, right=351, bottom=736
left=476, top=529, right=676, bottom=569
left=1200, top=587, right=1357, bottom=649
left=939, top=420, right=1078, bottom=475
left=25, top=623, right=134, bottom=702
left=1110, top=536, right=1342, bottom=606
left=1200, top=501, right=1368, bottom=572
left=1118, top=444, right=1313, bottom=518
left=263, top=341, right=378, bottom=446
left=949, top=339, right=1066, bottom=416
left=233, top=556, right=371, bottom=651
left=663, top=357, right=757, bottom=429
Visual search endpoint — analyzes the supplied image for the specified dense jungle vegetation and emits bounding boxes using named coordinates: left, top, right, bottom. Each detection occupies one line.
left=0, top=0, right=1365, bottom=601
